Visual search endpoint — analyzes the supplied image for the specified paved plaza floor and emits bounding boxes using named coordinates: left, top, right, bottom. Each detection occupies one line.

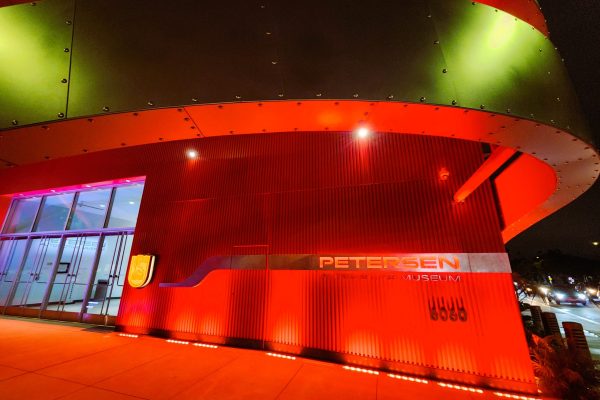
left=0, top=316, right=544, bottom=400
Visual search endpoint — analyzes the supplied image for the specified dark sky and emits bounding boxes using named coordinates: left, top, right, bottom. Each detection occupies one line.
left=506, top=0, right=600, bottom=260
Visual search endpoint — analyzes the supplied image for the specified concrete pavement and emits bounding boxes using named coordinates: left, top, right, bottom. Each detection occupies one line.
left=0, top=316, right=546, bottom=400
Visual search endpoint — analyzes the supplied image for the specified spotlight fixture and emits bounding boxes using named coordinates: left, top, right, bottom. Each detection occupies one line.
left=186, top=149, right=199, bottom=159
left=355, top=126, right=371, bottom=139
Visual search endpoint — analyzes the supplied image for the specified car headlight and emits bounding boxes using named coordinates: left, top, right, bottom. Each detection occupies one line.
left=539, top=287, right=549, bottom=295
left=555, top=293, right=566, bottom=300
left=577, top=293, right=587, bottom=300
left=587, top=288, right=597, bottom=295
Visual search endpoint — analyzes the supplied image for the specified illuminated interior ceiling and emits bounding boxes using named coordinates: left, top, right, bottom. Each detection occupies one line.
left=0, top=0, right=597, bottom=242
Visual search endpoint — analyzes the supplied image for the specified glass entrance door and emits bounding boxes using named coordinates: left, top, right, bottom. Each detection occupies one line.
left=43, top=235, right=101, bottom=320
left=8, top=237, right=62, bottom=317
left=83, top=233, right=133, bottom=324
left=0, top=238, right=28, bottom=307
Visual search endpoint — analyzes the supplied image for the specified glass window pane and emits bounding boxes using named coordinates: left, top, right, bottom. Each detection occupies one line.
left=0, top=239, right=28, bottom=306
left=69, top=189, right=112, bottom=230
left=34, top=194, right=75, bottom=232
left=3, top=197, right=41, bottom=233
left=47, top=236, right=100, bottom=313
left=85, top=234, right=133, bottom=316
left=107, top=185, right=144, bottom=228
left=11, top=237, right=60, bottom=307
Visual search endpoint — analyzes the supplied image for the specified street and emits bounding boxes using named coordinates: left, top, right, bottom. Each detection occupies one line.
left=524, top=298, right=600, bottom=359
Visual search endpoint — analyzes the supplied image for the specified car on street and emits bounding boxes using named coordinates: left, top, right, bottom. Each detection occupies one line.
left=547, top=285, right=589, bottom=306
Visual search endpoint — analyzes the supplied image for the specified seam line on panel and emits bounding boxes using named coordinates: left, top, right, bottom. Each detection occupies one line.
left=64, top=0, right=78, bottom=118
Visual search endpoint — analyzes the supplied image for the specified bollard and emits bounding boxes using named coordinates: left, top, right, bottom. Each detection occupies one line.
left=563, top=322, right=592, bottom=360
left=541, top=312, right=562, bottom=340
left=529, top=305, right=544, bottom=334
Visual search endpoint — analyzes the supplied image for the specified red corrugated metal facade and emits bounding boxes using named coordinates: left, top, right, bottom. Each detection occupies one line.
left=0, top=132, right=535, bottom=392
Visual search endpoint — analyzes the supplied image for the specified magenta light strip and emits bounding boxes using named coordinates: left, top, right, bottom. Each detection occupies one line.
left=8, top=176, right=146, bottom=199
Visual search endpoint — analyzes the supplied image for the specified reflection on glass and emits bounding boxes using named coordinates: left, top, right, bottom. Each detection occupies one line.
left=107, top=185, right=143, bottom=228
left=0, top=239, right=28, bottom=306
left=85, top=234, right=133, bottom=316
left=11, top=237, right=60, bottom=308
left=69, top=189, right=112, bottom=230
left=46, top=236, right=100, bottom=313
left=35, top=194, right=75, bottom=232
left=3, top=197, right=41, bottom=233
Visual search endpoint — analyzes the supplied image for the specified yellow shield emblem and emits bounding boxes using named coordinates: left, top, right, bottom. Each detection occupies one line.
left=128, top=255, right=155, bottom=288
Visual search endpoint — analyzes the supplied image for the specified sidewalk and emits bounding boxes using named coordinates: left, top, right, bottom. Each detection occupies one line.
left=0, top=316, right=544, bottom=400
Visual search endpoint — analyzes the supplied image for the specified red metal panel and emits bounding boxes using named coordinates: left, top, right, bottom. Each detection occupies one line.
left=0, top=132, right=534, bottom=391
left=494, top=153, right=557, bottom=240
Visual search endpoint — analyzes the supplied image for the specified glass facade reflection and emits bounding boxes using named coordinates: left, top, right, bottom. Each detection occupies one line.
left=0, top=181, right=144, bottom=324
left=69, top=189, right=112, bottom=230
left=2, top=197, right=41, bottom=233
left=35, top=193, right=75, bottom=232
left=108, top=185, right=144, bottom=228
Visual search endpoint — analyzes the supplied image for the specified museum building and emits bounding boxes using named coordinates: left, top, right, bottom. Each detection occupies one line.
left=0, top=0, right=598, bottom=394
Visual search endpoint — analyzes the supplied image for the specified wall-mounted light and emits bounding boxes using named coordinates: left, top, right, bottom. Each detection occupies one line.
left=186, top=149, right=199, bottom=159
left=439, top=168, right=450, bottom=181
left=355, top=126, right=371, bottom=139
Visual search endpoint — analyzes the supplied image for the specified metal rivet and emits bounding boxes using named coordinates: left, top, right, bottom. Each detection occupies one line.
left=442, top=68, right=447, bottom=73
left=506, top=108, right=511, bottom=113
left=265, top=32, right=271, bottom=35
left=235, top=96, right=241, bottom=100
left=480, top=105, right=485, bottom=109
left=316, top=93, right=322, bottom=97
left=64, top=48, right=70, bottom=52
left=11, top=120, right=18, bottom=125
left=278, top=93, right=284, bottom=97
left=57, top=112, right=65, bottom=118
left=30, top=2, right=36, bottom=6
left=61, top=78, right=68, bottom=83
left=271, top=61, right=278, bottom=65
left=420, top=97, right=426, bottom=102
left=42, top=125, right=49, bottom=130
left=102, top=106, right=109, bottom=112
left=451, top=100, right=457, bottom=105
left=387, top=95, right=394, bottom=99
left=82, top=148, right=88, bottom=152
left=433, top=40, right=439, bottom=45
left=158, top=137, right=163, bottom=141
left=353, top=93, right=359, bottom=98
left=147, top=101, right=154, bottom=106
left=133, top=112, right=138, bottom=116
left=65, top=20, right=72, bottom=25
left=87, top=118, right=93, bottom=122
left=191, top=98, right=198, bottom=103
left=190, top=126, right=196, bottom=129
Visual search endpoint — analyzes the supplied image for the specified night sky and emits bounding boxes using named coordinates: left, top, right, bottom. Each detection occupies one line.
left=506, top=0, right=600, bottom=260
